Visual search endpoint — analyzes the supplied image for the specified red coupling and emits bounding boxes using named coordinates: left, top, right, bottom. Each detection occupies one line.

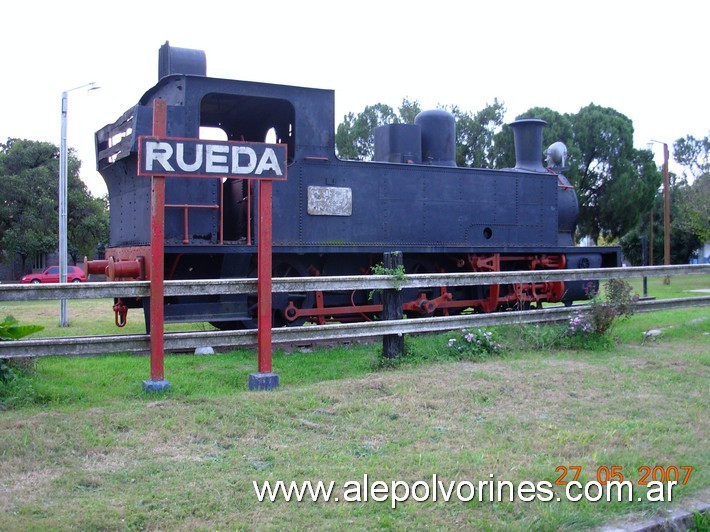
left=106, top=256, right=144, bottom=281
left=83, top=256, right=110, bottom=277
left=113, top=298, right=128, bottom=327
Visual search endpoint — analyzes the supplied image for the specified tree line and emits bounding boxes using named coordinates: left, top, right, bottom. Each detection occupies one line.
left=0, top=139, right=108, bottom=275
left=336, top=99, right=710, bottom=264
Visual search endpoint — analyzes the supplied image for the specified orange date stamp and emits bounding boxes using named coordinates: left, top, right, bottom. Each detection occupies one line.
left=555, top=465, right=693, bottom=486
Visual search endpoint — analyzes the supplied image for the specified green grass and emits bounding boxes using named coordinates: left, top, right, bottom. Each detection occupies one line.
left=0, top=298, right=216, bottom=338
left=625, top=272, right=710, bottom=300
left=1, top=303, right=708, bottom=530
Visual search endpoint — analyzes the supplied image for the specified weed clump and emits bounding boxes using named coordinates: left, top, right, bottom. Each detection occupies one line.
left=586, top=278, right=639, bottom=335
left=561, top=278, right=639, bottom=349
left=447, top=328, right=502, bottom=360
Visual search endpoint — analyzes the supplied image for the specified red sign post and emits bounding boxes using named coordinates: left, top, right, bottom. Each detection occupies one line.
left=250, top=179, right=280, bottom=390
left=142, top=99, right=169, bottom=393
left=138, top=99, right=287, bottom=392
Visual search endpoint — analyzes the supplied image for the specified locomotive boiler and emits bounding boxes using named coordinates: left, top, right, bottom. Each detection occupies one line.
left=89, top=42, right=620, bottom=330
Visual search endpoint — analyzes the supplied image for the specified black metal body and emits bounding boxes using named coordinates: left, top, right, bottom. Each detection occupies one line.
left=94, top=43, right=620, bottom=328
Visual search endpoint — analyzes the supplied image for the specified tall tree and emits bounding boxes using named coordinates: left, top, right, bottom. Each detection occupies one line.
left=492, top=105, right=660, bottom=242
left=573, top=104, right=648, bottom=241
left=0, top=138, right=108, bottom=274
left=674, top=174, right=710, bottom=244
left=335, top=103, right=398, bottom=160
left=621, top=182, right=701, bottom=265
left=447, top=99, right=505, bottom=168
left=68, top=184, right=109, bottom=265
left=398, top=97, right=421, bottom=125
left=673, top=133, right=710, bottom=181
left=672, top=132, right=710, bottom=246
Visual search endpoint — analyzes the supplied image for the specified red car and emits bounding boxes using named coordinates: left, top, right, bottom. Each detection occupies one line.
left=21, top=265, right=86, bottom=284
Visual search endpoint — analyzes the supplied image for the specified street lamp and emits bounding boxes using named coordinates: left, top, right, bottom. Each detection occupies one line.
left=649, top=139, right=671, bottom=285
left=59, top=82, right=100, bottom=327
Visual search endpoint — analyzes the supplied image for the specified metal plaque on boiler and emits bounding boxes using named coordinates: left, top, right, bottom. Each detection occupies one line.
left=307, top=186, right=352, bottom=216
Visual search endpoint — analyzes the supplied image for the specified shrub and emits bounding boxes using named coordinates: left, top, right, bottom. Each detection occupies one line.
left=586, top=278, right=639, bottom=336
left=1, top=315, right=43, bottom=383
left=561, top=279, right=639, bottom=349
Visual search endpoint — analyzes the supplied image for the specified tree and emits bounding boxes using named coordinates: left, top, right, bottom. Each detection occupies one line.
left=0, top=139, right=59, bottom=272
left=0, top=138, right=108, bottom=275
left=621, top=183, right=701, bottom=266
left=492, top=105, right=660, bottom=243
left=68, top=187, right=109, bottom=265
left=397, top=97, right=422, bottom=125
left=447, top=99, right=505, bottom=168
left=674, top=174, right=710, bottom=244
left=335, top=103, right=398, bottom=160
left=570, top=104, right=661, bottom=242
left=673, top=133, right=710, bottom=181
left=672, top=133, right=710, bottom=245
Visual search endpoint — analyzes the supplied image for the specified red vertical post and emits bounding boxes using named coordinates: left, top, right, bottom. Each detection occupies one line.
left=257, top=180, right=273, bottom=373
left=144, top=99, right=169, bottom=392
left=249, top=179, right=279, bottom=390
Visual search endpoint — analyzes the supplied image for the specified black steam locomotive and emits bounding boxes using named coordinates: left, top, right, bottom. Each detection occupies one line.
left=89, top=42, right=620, bottom=330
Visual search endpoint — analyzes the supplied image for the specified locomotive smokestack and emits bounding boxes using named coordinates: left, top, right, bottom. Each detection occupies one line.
left=510, top=118, right=547, bottom=172
left=158, top=41, right=206, bottom=80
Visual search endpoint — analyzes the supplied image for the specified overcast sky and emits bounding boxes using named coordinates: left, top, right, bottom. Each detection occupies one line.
left=1, top=0, right=707, bottom=197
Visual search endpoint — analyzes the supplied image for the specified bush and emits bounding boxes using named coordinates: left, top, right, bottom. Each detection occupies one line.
left=586, top=278, right=639, bottom=336
left=1, top=315, right=43, bottom=383
left=0, top=358, right=15, bottom=383
left=561, top=279, right=638, bottom=349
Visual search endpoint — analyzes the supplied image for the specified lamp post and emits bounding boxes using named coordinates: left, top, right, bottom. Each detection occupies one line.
left=649, top=139, right=671, bottom=285
left=59, top=82, right=99, bottom=327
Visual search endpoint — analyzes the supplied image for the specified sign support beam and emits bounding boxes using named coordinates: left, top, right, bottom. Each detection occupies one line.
left=143, top=99, right=170, bottom=393
left=249, top=180, right=279, bottom=390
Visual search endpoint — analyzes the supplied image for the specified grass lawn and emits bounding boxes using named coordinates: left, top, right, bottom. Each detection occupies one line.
left=0, top=298, right=217, bottom=338
left=0, top=296, right=708, bottom=529
left=625, top=272, right=710, bottom=300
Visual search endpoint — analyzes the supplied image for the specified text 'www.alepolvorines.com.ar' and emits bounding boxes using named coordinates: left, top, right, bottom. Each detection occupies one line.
left=253, top=474, right=678, bottom=509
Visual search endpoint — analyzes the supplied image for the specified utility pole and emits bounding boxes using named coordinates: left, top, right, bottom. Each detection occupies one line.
left=649, top=140, right=671, bottom=285
left=662, top=142, right=671, bottom=284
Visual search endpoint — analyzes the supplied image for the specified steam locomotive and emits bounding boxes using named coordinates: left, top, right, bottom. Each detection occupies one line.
left=88, top=42, right=620, bottom=330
